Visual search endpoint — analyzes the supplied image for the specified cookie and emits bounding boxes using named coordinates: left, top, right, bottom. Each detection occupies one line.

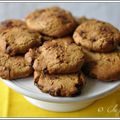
left=73, top=19, right=120, bottom=53
left=25, top=6, right=77, bottom=37
left=0, top=19, right=27, bottom=31
left=34, top=71, right=86, bottom=97
left=83, top=49, right=120, bottom=81
left=0, top=27, right=42, bottom=56
left=33, top=37, right=85, bottom=74
left=0, top=52, right=32, bottom=80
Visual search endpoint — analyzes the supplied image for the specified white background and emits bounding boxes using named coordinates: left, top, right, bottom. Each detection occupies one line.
left=0, top=3, right=120, bottom=29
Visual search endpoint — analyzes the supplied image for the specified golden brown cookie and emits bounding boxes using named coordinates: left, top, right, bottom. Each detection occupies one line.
left=73, top=19, right=120, bottom=53
left=0, top=27, right=42, bottom=56
left=25, top=7, right=77, bottom=37
left=33, top=37, right=85, bottom=74
left=83, top=49, right=120, bottom=81
left=0, top=19, right=27, bottom=31
left=0, top=52, right=32, bottom=80
left=34, top=71, right=86, bottom=97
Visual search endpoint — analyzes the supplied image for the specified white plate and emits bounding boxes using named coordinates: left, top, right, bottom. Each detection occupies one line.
left=1, top=77, right=120, bottom=112
left=1, top=77, right=120, bottom=102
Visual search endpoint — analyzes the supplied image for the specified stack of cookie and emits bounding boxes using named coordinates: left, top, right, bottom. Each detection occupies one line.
left=0, top=19, right=42, bottom=80
left=73, top=19, right=120, bottom=81
left=0, top=6, right=120, bottom=97
left=25, top=7, right=86, bottom=97
left=25, top=37, right=86, bottom=97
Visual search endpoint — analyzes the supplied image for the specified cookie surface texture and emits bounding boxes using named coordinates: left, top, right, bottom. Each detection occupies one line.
left=33, top=37, right=85, bottom=74
left=0, top=27, right=42, bottom=56
left=0, top=52, right=32, bottom=80
left=25, top=7, right=77, bottom=37
left=73, top=20, right=120, bottom=52
left=83, top=49, right=120, bottom=81
left=34, top=71, right=86, bottom=97
left=0, top=19, right=27, bottom=31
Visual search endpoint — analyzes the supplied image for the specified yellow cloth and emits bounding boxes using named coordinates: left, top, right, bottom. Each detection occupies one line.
left=0, top=80, right=120, bottom=118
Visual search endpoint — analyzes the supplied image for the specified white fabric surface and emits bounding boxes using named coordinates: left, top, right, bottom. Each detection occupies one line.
left=0, top=3, right=119, bottom=29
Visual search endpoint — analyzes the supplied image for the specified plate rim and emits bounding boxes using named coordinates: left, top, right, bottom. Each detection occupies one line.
left=1, top=78, right=120, bottom=103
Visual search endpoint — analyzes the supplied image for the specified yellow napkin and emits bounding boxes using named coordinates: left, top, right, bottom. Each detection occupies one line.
left=0, top=80, right=120, bottom=118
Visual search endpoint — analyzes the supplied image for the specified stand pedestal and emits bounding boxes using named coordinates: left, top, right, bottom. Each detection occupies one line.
left=24, top=96, right=95, bottom=112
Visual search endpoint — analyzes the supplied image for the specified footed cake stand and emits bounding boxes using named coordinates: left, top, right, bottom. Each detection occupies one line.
left=1, top=77, right=120, bottom=112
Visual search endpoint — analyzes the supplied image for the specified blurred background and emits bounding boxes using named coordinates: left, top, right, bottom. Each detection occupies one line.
left=0, top=3, right=120, bottom=29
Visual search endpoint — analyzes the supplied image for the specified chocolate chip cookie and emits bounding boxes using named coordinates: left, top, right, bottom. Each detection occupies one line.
left=33, top=37, right=85, bottom=74
left=83, top=49, right=120, bottom=81
left=73, top=19, right=120, bottom=53
left=0, top=27, right=42, bottom=56
left=0, top=52, right=32, bottom=80
left=0, top=19, right=27, bottom=31
left=34, top=71, right=86, bottom=97
left=25, top=7, right=77, bottom=37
